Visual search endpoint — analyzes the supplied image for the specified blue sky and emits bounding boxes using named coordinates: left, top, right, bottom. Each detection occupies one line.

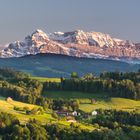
left=0, top=0, right=140, bottom=44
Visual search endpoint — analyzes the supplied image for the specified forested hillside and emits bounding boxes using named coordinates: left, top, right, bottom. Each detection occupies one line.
left=0, top=54, right=139, bottom=77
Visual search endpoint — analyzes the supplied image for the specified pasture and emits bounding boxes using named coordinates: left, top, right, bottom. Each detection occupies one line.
left=43, top=91, right=140, bottom=113
left=0, top=96, right=54, bottom=124
left=31, top=76, right=60, bottom=83
left=0, top=96, right=96, bottom=130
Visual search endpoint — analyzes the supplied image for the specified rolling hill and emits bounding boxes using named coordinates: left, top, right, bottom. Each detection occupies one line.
left=0, top=54, right=139, bottom=77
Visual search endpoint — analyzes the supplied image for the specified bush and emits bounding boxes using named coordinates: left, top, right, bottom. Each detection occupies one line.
left=37, top=107, right=44, bottom=115
left=13, top=106, right=23, bottom=111
left=23, top=106, right=30, bottom=111
left=52, top=112, right=58, bottom=119
left=30, top=108, right=38, bottom=115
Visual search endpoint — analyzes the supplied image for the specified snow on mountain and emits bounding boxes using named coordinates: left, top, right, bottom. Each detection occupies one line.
left=0, top=29, right=140, bottom=63
left=49, top=30, right=121, bottom=47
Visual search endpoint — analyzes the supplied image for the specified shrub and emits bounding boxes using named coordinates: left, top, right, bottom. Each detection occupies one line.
left=52, top=112, right=58, bottom=119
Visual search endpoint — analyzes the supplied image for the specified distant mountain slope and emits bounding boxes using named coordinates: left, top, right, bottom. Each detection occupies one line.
left=0, top=29, right=140, bottom=63
left=0, top=54, right=139, bottom=77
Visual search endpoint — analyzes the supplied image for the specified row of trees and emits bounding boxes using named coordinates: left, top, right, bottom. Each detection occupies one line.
left=0, top=80, right=43, bottom=104
left=92, top=109, right=140, bottom=128
left=0, top=67, right=29, bottom=80
left=32, top=97, right=80, bottom=111
left=44, top=71, right=140, bottom=100
left=100, top=71, right=140, bottom=83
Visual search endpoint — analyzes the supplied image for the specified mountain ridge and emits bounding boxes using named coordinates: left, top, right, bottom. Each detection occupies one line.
left=0, top=29, right=140, bottom=63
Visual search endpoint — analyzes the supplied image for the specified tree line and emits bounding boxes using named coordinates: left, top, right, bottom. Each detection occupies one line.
left=92, top=109, right=140, bottom=128
left=44, top=71, right=140, bottom=100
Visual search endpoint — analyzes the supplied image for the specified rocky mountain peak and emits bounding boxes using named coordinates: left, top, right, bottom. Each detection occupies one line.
left=0, top=29, right=140, bottom=63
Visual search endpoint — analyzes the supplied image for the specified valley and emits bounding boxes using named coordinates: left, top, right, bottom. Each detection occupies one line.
left=1, top=0, right=140, bottom=139
left=0, top=67, right=140, bottom=139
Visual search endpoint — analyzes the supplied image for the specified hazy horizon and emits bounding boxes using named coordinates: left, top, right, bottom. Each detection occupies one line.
left=0, top=0, right=140, bottom=45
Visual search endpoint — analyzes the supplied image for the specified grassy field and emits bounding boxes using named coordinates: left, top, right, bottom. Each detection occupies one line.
left=0, top=96, right=96, bottom=130
left=79, top=98, right=140, bottom=112
left=0, top=96, right=54, bottom=124
left=32, top=76, right=140, bottom=113
left=43, top=91, right=108, bottom=99
left=0, top=90, right=139, bottom=131
left=43, top=91, right=140, bottom=113
left=1, top=88, right=140, bottom=131
left=30, top=76, right=60, bottom=83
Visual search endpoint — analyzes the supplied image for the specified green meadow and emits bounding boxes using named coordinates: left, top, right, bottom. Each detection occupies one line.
left=0, top=96, right=54, bottom=124
left=0, top=96, right=96, bottom=130
left=30, top=76, right=61, bottom=83
left=43, top=91, right=140, bottom=113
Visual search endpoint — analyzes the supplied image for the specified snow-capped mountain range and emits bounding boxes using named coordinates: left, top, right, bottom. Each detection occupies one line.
left=0, top=29, right=140, bottom=63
